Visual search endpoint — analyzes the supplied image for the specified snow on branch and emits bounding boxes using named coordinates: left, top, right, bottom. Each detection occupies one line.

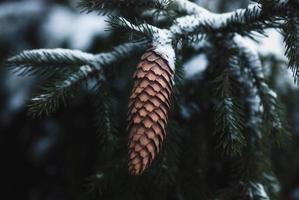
left=8, top=41, right=148, bottom=76
left=85, top=0, right=291, bottom=49
left=107, top=17, right=176, bottom=69
left=228, top=40, right=262, bottom=138
left=90, top=0, right=294, bottom=63
left=234, top=36, right=287, bottom=135
left=27, top=0, right=293, bottom=66
left=166, top=0, right=289, bottom=39
left=8, top=49, right=99, bottom=76
left=7, top=40, right=148, bottom=117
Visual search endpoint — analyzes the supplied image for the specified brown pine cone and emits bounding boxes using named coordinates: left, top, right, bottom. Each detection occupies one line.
left=128, top=49, right=174, bottom=175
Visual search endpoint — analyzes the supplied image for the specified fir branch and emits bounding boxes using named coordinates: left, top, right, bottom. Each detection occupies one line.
left=29, top=65, right=101, bottom=117
left=214, top=62, right=246, bottom=156
left=7, top=49, right=97, bottom=77
left=283, top=12, right=299, bottom=83
left=248, top=63, right=286, bottom=136
left=234, top=36, right=288, bottom=137
left=8, top=41, right=148, bottom=77
left=259, top=83, right=286, bottom=135
left=140, top=1, right=177, bottom=23
left=107, top=16, right=157, bottom=38
left=218, top=10, right=267, bottom=39
left=230, top=54, right=263, bottom=139
left=214, top=96, right=246, bottom=156
left=94, top=40, right=149, bottom=63
left=170, top=15, right=213, bottom=43
left=82, top=0, right=294, bottom=44
left=79, top=0, right=294, bottom=52
left=23, top=41, right=147, bottom=117
left=216, top=3, right=285, bottom=38
left=168, top=1, right=287, bottom=40
left=93, top=83, right=119, bottom=153
left=78, top=0, right=171, bottom=15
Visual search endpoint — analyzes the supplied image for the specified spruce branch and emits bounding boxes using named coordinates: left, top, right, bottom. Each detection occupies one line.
left=7, top=49, right=98, bottom=77
left=214, top=96, right=246, bottom=156
left=13, top=41, right=148, bottom=117
left=80, top=0, right=294, bottom=43
left=234, top=36, right=288, bottom=137
left=213, top=57, right=246, bottom=156
left=283, top=10, right=299, bottom=83
left=208, top=39, right=248, bottom=156
left=107, top=16, right=157, bottom=38
left=229, top=52, right=263, bottom=139
left=168, top=0, right=288, bottom=40
left=8, top=41, right=148, bottom=77
left=97, top=40, right=149, bottom=62
left=78, top=0, right=171, bottom=15
left=28, top=65, right=101, bottom=117
left=215, top=3, right=285, bottom=37
left=93, top=83, right=119, bottom=153
left=79, top=0, right=294, bottom=47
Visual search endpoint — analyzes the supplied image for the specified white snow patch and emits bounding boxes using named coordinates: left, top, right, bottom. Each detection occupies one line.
left=253, top=184, right=270, bottom=199
left=234, top=29, right=287, bottom=60
left=41, top=6, right=109, bottom=50
left=184, top=54, right=208, bottom=78
left=70, top=14, right=109, bottom=50
left=18, top=48, right=96, bottom=63
left=257, top=29, right=286, bottom=57
left=154, top=44, right=176, bottom=71
left=152, top=30, right=176, bottom=71
left=235, top=30, right=299, bottom=91
left=212, top=4, right=262, bottom=29
left=268, top=89, right=278, bottom=98
left=175, top=0, right=211, bottom=14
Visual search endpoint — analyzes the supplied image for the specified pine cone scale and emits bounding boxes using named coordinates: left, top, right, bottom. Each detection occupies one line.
left=128, top=49, right=173, bottom=175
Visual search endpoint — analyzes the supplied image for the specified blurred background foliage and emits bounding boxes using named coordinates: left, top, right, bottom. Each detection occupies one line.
left=1, top=0, right=299, bottom=200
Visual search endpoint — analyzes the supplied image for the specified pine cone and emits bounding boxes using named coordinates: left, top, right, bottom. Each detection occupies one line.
left=128, top=49, right=174, bottom=175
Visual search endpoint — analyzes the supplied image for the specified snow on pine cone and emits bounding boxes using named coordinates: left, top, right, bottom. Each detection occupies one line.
left=128, top=48, right=174, bottom=175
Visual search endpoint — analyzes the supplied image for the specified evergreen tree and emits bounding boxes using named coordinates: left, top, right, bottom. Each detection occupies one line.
left=5, top=0, right=299, bottom=199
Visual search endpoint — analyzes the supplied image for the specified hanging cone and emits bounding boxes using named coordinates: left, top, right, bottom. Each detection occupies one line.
left=128, top=48, right=174, bottom=175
